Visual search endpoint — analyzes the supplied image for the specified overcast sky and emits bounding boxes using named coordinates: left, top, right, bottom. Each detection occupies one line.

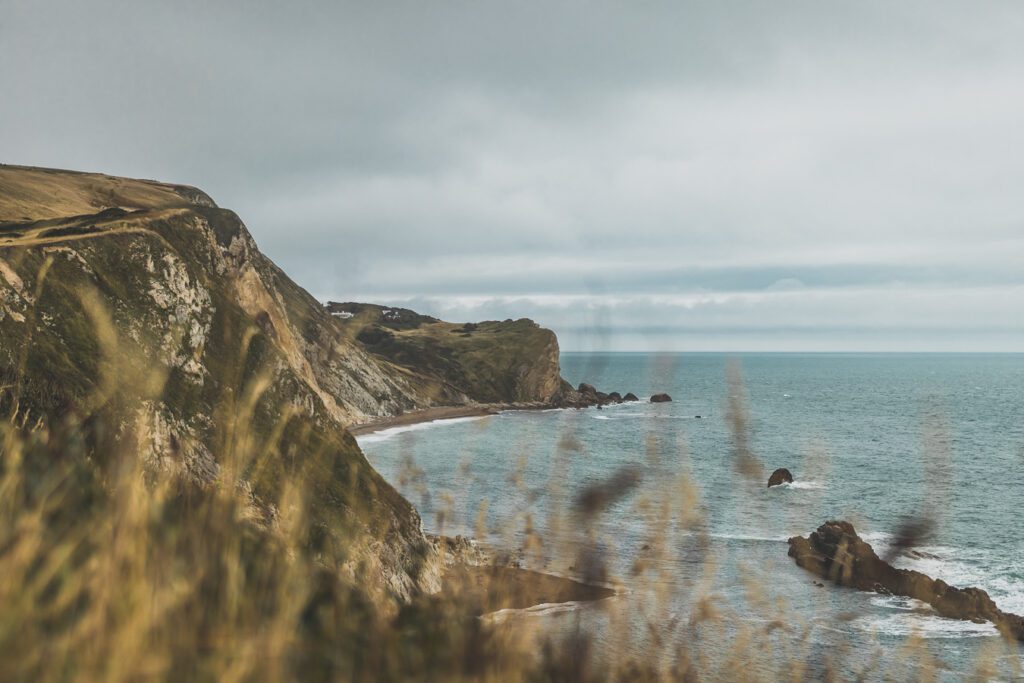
left=4, top=1, right=1024, bottom=350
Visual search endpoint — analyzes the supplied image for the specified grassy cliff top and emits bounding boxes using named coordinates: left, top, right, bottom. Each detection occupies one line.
left=0, top=164, right=215, bottom=224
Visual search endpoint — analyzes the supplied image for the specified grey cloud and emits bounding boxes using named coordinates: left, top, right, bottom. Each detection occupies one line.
left=3, top=1, right=1024, bottom=350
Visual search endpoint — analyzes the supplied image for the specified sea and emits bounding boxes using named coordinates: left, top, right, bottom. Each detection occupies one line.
left=357, top=352, right=1024, bottom=680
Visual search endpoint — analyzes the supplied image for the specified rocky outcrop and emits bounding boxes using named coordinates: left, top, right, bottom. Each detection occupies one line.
left=577, top=382, right=598, bottom=403
left=650, top=393, right=672, bottom=403
left=767, top=468, right=794, bottom=487
left=428, top=534, right=491, bottom=569
left=788, top=521, right=1024, bottom=641
left=623, top=392, right=639, bottom=402
left=550, top=382, right=638, bottom=409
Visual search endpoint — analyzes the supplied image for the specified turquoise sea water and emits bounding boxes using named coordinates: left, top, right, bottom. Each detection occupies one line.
left=358, top=353, right=1024, bottom=679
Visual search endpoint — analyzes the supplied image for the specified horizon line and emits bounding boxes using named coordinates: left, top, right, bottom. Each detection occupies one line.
left=558, top=349, right=1024, bottom=354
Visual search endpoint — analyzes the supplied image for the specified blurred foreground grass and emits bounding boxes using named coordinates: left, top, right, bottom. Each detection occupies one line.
left=1, top=299, right=1018, bottom=682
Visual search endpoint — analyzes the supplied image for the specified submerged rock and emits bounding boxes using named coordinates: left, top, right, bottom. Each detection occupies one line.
left=788, top=521, right=1024, bottom=641
left=767, top=468, right=794, bottom=488
left=650, top=393, right=672, bottom=403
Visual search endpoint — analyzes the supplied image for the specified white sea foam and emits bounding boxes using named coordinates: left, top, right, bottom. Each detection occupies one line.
left=983, top=577, right=1024, bottom=614
left=855, top=610, right=998, bottom=638
left=894, top=550, right=1024, bottom=616
left=807, top=562, right=1013, bottom=640
left=355, top=415, right=491, bottom=444
left=776, top=480, right=827, bottom=490
left=586, top=412, right=704, bottom=421
left=857, top=535, right=1024, bottom=630
left=869, top=595, right=930, bottom=611
left=859, top=531, right=896, bottom=545
left=894, top=553, right=982, bottom=587
left=705, top=532, right=790, bottom=543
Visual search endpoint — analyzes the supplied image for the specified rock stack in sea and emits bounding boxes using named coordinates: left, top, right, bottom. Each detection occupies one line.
left=767, top=468, right=794, bottom=488
left=788, top=520, right=1024, bottom=641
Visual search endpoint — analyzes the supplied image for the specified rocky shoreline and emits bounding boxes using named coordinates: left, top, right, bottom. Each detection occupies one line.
left=348, top=382, right=658, bottom=436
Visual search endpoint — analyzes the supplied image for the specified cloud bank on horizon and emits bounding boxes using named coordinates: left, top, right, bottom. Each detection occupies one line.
left=3, top=0, right=1023, bottom=351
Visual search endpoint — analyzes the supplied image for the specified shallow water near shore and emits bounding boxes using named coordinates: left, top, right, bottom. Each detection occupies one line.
left=358, top=352, right=1024, bottom=679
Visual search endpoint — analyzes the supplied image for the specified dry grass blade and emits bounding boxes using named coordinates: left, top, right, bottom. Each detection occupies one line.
left=725, top=360, right=763, bottom=483
left=881, top=516, right=936, bottom=564
left=0, top=282, right=1014, bottom=681
left=573, top=464, right=642, bottom=518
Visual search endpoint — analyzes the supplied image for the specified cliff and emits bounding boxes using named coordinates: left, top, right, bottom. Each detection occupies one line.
left=0, top=165, right=445, bottom=603
left=326, top=301, right=567, bottom=409
left=0, top=164, right=583, bottom=606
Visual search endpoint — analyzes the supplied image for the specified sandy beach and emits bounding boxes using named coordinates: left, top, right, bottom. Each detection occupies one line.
left=348, top=402, right=552, bottom=436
